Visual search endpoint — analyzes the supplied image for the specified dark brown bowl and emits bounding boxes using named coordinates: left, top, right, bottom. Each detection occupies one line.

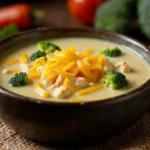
left=0, top=27, right=150, bottom=145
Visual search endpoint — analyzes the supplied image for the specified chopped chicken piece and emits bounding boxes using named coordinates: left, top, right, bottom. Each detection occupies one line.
left=42, top=79, right=53, bottom=86
left=36, top=65, right=43, bottom=72
left=51, top=85, right=72, bottom=98
left=42, top=75, right=63, bottom=86
left=72, top=77, right=89, bottom=89
left=116, top=61, right=131, bottom=73
left=2, top=69, right=12, bottom=74
left=48, top=75, right=64, bottom=89
left=89, top=82, right=94, bottom=86
left=42, top=79, right=48, bottom=85
left=20, top=63, right=30, bottom=73
left=53, top=75, right=64, bottom=87
left=103, top=58, right=114, bottom=72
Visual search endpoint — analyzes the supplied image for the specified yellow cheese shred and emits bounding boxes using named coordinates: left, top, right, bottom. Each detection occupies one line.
left=20, top=53, right=29, bottom=63
left=4, top=59, right=19, bottom=66
left=40, top=46, right=105, bottom=83
left=33, top=57, right=46, bottom=66
left=11, top=68, right=20, bottom=73
left=62, top=62, right=76, bottom=71
left=79, top=49, right=94, bottom=59
left=56, top=69, right=75, bottom=79
left=34, top=84, right=49, bottom=98
left=71, top=98, right=83, bottom=103
left=45, top=72, right=58, bottom=83
left=29, top=72, right=41, bottom=79
left=63, top=78, right=78, bottom=93
left=76, top=85, right=103, bottom=96
left=79, top=65, right=93, bottom=81
left=34, top=82, right=43, bottom=88
left=98, top=54, right=105, bottom=66
left=63, top=49, right=79, bottom=61
left=4, top=45, right=106, bottom=99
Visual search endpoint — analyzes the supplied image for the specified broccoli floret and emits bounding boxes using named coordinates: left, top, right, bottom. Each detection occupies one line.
left=138, top=0, right=150, bottom=39
left=94, top=0, right=138, bottom=33
left=37, top=41, right=60, bottom=53
left=30, top=50, right=46, bottom=61
left=100, top=47, right=121, bottom=57
left=103, top=70, right=128, bottom=89
left=8, top=72, right=29, bottom=87
left=0, top=24, right=19, bottom=39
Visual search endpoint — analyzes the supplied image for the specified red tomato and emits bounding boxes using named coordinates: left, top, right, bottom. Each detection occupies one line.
left=0, top=4, right=32, bottom=29
left=67, top=0, right=106, bottom=25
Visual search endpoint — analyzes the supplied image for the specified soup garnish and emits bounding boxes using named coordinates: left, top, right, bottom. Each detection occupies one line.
left=99, top=47, right=121, bottom=57
left=8, top=72, right=29, bottom=87
left=37, top=41, right=61, bottom=53
left=3, top=41, right=130, bottom=100
left=103, top=70, right=128, bottom=89
left=30, top=50, right=46, bottom=62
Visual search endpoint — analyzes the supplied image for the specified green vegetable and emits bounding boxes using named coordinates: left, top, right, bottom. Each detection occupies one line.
left=138, top=0, right=150, bottom=39
left=94, top=0, right=138, bottom=33
left=103, top=70, right=128, bottom=89
left=0, top=24, right=19, bottom=39
left=30, top=50, right=46, bottom=61
left=37, top=41, right=60, bottom=53
left=8, top=72, right=29, bottom=87
left=30, top=41, right=60, bottom=62
left=100, top=47, right=121, bottom=57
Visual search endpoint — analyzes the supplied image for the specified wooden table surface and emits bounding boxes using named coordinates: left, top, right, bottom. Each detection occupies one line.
left=0, top=0, right=86, bottom=27
left=32, top=0, right=86, bottom=28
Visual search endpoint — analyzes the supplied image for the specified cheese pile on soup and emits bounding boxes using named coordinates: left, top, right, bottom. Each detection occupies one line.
left=0, top=38, right=150, bottom=103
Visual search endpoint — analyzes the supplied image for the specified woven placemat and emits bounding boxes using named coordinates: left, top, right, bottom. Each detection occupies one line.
left=1, top=114, right=150, bottom=150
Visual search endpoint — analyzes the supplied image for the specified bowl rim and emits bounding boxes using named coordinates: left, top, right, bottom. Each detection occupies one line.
left=0, top=26, right=150, bottom=106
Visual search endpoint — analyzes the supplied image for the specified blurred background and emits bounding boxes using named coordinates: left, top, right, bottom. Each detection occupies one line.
left=0, top=0, right=149, bottom=43
left=0, top=0, right=77, bottom=28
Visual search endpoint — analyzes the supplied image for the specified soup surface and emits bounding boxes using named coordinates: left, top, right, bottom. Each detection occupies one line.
left=0, top=37, right=150, bottom=102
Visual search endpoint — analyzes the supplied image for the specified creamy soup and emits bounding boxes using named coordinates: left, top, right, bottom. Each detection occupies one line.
left=0, top=37, right=150, bottom=102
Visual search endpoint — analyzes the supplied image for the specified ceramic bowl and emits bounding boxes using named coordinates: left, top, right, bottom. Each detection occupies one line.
left=0, top=27, right=150, bottom=144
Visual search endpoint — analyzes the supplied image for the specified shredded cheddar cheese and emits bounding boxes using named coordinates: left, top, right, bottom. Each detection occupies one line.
left=71, top=98, right=83, bottom=103
left=11, top=68, right=20, bottom=73
left=78, top=49, right=94, bottom=59
left=40, top=47, right=105, bottom=83
left=5, top=45, right=106, bottom=100
left=45, top=71, right=58, bottom=83
left=29, top=72, right=41, bottom=79
left=34, top=84, right=49, bottom=98
left=29, top=46, right=105, bottom=97
left=20, top=53, right=29, bottom=63
left=63, top=78, right=78, bottom=92
left=4, top=59, right=19, bottom=66
left=76, top=85, right=103, bottom=96
left=34, top=82, right=43, bottom=88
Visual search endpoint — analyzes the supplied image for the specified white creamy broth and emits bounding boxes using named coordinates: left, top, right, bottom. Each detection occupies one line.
left=0, top=37, right=150, bottom=102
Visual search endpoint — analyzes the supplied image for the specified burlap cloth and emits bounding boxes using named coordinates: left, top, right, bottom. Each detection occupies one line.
left=1, top=114, right=150, bottom=150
